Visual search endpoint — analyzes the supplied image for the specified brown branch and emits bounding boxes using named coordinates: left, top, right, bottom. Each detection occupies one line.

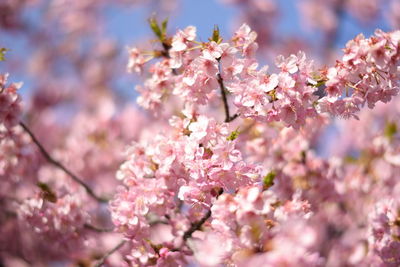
left=217, top=61, right=238, bottom=123
left=19, top=121, right=108, bottom=203
left=84, top=223, right=114, bottom=233
left=149, top=218, right=169, bottom=226
left=160, top=40, right=179, bottom=75
left=218, top=73, right=231, bottom=122
left=182, top=189, right=223, bottom=241
left=94, top=240, right=126, bottom=267
left=183, top=209, right=211, bottom=241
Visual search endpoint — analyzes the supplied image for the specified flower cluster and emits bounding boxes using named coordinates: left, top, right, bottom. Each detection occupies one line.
left=114, top=22, right=400, bottom=266
left=368, top=198, right=400, bottom=266
left=205, top=186, right=321, bottom=266
left=227, top=50, right=318, bottom=128
left=0, top=73, right=22, bottom=133
left=110, top=115, right=262, bottom=265
left=18, top=191, right=90, bottom=255
left=318, top=30, right=400, bottom=119
left=131, top=24, right=400, bottom=128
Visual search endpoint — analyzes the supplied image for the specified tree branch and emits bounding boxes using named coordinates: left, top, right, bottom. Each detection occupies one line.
left=182, top=189, right=223, bottom=241
left=94, top=240, right=126, bottom=267
left=217, top=62, right=238, bottom=123
left=84, top=223, right=114, bottom=233
left=183, top=209, right=211, bottom=241
left=19, top=121, right=108, bottom=203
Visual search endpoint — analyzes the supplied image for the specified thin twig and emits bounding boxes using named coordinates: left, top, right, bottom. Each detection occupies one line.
left=84, top=223, right=114, bottom=233
left=161, top=41, right=178, bottom=75
left=217, top=73, right=231, bottom=122
left=19, top=121, right=108, bottom=203
left=216, top=63, right=238, bottom=123
left=182, top=189, right=223, bottom=241
left=183, top=209, right=211, bottom=241
left=149, top=218, right=169, bottom=226
left=94, top=240, right=126, bottom=267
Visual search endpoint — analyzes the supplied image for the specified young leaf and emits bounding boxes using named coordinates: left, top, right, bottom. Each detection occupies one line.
left=211, top=25, right=221, bottom=43
left=227, top=128, right=240, bottom=141
left=263, top=171, right=276, bottom=190
left=384, top=121, right=397, bottom=140
left=161, top=18, right=168, bottom=41
left=0, top=48, right=9, bottom=61
left=37, top=182, right=57, bottom=203
left=149, top=17, right=163, bottom=40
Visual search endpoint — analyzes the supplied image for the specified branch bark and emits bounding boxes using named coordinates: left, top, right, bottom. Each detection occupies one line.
left=183, top=209, right=212, bottom=241
left=217, top=73, right=239, bottom=123
left=181, top=189, right=223, bottom=241
left=94, top=240, right=126, bottom=267
left=84, top=223, right=114, bottom=233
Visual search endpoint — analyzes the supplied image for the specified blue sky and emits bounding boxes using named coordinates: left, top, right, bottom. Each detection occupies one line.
left=105, top=0, right=390, bottom=49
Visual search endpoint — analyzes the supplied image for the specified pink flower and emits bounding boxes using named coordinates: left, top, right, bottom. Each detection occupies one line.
left=191, top=231, right=232, bottom=266
left=0, top=74, right=22, bottom=131
left=203, top=41, right=224, bottom=59
left=127, top=240, right=157, bottom=265
left=127, top=47, right=146, bottom=73
left=211, top=141, right=242, bottom=170
left=275, top=54, right=299, bottom=74
left=171, top=26, right=197, bottom=52
left=368, top=198, right=400, bottom=266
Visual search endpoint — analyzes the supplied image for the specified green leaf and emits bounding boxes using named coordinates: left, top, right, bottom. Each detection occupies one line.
left=384, top=121, right=397, bottom=140
left=315, top=80, right=326, bottom=87
left=227, top=128, right=240, bottom=141
left=211, top=25, right=221, bottom=43
left=267, top=89, right=277, bottom=102
left=149, top=17, right=163, bottom=40
left=161, top=18, right=168, bottom=41
left=307, top=79, right=326, bottom=88
left=0, top=48, right=9, bottom=61
left=344, top=155, right=358, bottom=164
left=263, top=171, right=276, bottom=189
left=384, top=45, right=393, bottom=51
left=37, top=182, right=57, bottom=203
